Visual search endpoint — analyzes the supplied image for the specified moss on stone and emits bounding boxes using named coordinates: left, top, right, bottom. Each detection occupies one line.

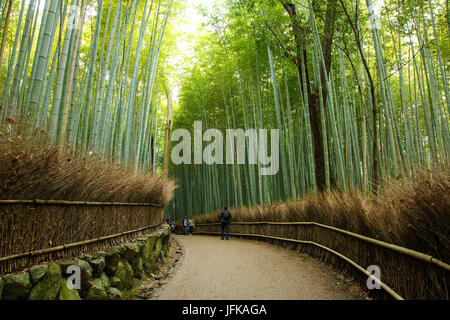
left=0, top=277, right=4, bottom=300
left=28, top=262, right=62, bottom=300
left=2, top=271, right=31, bottom=300
left=29, top=264, right=48, bottom=284
left=99, top=272, right=110, bottom=290
left=155, top=238, right=163, bottom=259
left=107, top=287, right=122, bottom=300
left=58, top=279, right=81, bottom=300
left=132, top=256, right=144, bottom=279
left=105, top=246, right=122, bottom=276
left=114, top=259, right=134, bottom=291
left=88, top=254, right=106, bottom=276
left=84, top=278, right=107, bottom=300
left=122, top=243, right=140, bottom=261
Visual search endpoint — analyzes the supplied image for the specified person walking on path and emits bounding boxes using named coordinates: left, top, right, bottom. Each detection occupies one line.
left=182, top=216, right=189, bottom=236
left=188, top=217, right=195, bottom=235
left=220, top=207, right=231, bottom=240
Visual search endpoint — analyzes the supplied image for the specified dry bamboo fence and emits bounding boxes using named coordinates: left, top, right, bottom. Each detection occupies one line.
left=0, top=199, right=165, bottom=274
left=194, top=221, right=450, bottom=300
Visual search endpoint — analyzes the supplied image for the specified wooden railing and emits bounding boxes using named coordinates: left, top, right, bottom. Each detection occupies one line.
left=0, top=199, right=164, bottom=274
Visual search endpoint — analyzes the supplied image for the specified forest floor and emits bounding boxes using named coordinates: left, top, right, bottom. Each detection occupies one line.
left=145, top=235, right=368, bottom=300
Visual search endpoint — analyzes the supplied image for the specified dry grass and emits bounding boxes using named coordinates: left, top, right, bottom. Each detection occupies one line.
left=0, top=126, right=175, bottom=204
left=194, top=160, right=450, bottom=299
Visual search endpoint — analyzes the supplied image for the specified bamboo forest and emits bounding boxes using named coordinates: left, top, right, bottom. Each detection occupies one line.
left=166, top=0, right=449, bottom=219
left=0, top=0, right=449, bottom=302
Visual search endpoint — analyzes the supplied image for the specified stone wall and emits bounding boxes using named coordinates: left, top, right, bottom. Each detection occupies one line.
left=0, top=225, right=171, bottom=300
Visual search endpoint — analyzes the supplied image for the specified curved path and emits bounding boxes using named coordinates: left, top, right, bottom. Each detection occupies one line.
left=156, top=235, right=357, bottom=300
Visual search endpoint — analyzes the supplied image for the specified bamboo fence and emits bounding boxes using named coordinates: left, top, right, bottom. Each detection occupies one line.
left=0, top=199, right=165, bottom=274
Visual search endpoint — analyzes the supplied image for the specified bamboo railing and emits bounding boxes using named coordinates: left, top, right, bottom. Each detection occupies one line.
left=0, top=220, right=164, bottom=264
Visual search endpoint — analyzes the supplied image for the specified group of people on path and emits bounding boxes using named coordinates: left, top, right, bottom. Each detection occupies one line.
left=182, top=216, right=195, bottom=235
left=175, top=206, right=232, bottom=240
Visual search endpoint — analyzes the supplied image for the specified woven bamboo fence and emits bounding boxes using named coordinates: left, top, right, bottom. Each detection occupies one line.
left=0, top=200, right=164, bottom=274
left=193, top=221, right=450, bottom=300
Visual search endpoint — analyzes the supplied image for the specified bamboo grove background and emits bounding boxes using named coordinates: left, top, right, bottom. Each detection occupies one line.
left=166, top=0, right=449, bottom=220
left=0, top=0, right=175, bottom=171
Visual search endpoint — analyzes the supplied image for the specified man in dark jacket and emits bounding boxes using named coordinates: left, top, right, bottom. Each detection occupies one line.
left=220, top=206, right=231, bottom=240
left=182, top=216, right=189, bottom=236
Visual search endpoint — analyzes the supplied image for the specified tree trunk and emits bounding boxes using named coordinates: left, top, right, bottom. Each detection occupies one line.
left=283, top=0, right=337, bottom=191
left=150, top=135, right=155, bottom=171
left=163, top=85, right=173, bottom=176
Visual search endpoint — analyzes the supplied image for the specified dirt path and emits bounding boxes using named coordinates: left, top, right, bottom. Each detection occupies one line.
left=155, top=235, right=360, bottom=300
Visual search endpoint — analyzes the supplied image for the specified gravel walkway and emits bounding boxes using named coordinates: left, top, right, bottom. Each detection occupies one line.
left=156, top=235, right=355, bottom=300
